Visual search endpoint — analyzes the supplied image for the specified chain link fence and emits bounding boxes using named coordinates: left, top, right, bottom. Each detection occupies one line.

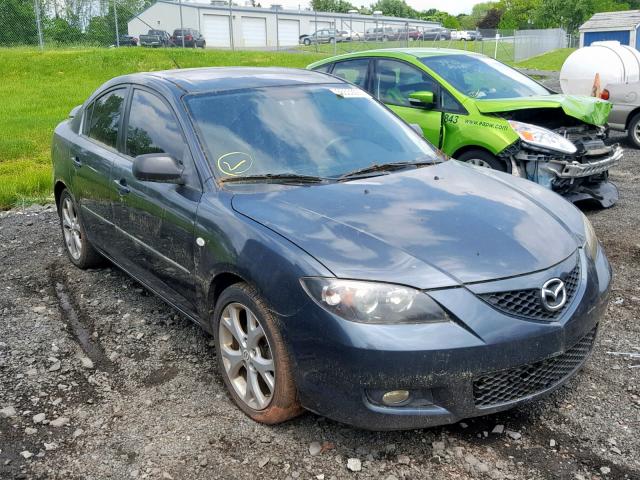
left=2, top=0, right=568, bottom=63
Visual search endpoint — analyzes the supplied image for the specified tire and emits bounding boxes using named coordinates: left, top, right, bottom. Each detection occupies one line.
left=58, top=189, right=103, bottom=269
left=200, top=41, right=206, bottom=48
left=457, top=149, right=508, bottom=172
left=213, top=283, right=303, bottom=424
left=627, top=112, right=640, bottom=149
left=303, top=38, right=311, bottom=46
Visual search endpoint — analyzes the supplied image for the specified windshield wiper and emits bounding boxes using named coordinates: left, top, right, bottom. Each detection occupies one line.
left=219, top=173, right=330, bottom=184
left=338, top=159, right=436, bottom=180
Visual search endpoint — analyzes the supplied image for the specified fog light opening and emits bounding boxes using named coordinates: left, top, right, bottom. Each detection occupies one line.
left=382, top=390, right=410, bottom=406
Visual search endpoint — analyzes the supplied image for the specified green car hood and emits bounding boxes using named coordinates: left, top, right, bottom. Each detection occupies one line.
left=474, top=95, right=612, bottom=126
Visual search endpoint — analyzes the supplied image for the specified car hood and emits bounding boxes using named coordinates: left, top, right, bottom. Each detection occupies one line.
left=474, top=94, right=612, bottom=126
left=231, top=161, right=579, bottom=288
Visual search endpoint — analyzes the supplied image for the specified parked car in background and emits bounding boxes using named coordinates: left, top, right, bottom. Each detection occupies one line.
left=601, top=81, right=640, bottom=148
left=140, top=29, right=172, bottom=47
left=170, top=29, right=206, bottom=48
left=302, top=28, right=343, bottom=45
left=364, top=27, right=398, bottom=42
left=117, top=35, right=138, bottom=46
left=52, top=67, right=611, bottom=430
left=338, top=29, right=360, bottom=41
left=309, top=48, right=623, bottom=207
left=423, top=27, right=451, bottom=40
left=451, top=30, right=482, bottom=41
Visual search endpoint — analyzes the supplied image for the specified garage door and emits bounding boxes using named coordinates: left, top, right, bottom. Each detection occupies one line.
left=202, top=14, right=230, bottom=47
left=584, top=30, right=630, bottom=46
left=242, top=17, right=266, bottom=47
left=278, top=19, right=299, bottom=46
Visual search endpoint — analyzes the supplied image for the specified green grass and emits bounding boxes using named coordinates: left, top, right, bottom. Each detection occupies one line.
left=0, top=47, right=327, bottom=209
left=514, top=48, right=575, bottom=72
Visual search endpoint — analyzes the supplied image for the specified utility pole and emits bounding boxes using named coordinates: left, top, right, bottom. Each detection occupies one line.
left=179, top=0, right=185, bottom=47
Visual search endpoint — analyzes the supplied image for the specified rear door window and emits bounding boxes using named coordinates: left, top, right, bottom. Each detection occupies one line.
left=85, top=88, right=127, bottom=149
left=331, top=59, right=370, bottom=90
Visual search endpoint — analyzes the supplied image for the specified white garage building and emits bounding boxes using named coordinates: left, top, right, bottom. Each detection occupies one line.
left=127, top=0, right=440, bottom=49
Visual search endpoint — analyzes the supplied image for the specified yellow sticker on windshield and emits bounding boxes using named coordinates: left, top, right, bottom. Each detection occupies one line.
left=329, top=88, right=370, bottom=99
left=217, top=152, right=254, bottom=176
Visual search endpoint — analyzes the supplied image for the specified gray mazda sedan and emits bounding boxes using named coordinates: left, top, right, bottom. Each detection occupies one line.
left=52, top=67, right=611, bottom=429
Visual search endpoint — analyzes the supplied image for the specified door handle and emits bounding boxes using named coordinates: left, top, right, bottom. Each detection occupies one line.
left=114, top=178, right=130, bottom=196
left=71, top=155, right=82, bottom=168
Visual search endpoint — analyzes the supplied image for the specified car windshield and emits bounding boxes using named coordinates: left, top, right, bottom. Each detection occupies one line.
left=186, top=84, right=437, bottom=180
left=421, top=54, right=550, bottom=99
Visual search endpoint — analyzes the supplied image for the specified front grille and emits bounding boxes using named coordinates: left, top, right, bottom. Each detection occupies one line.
left=473, top=326, right=597, bottom=408
left=480, top=260, right=580, bottom=321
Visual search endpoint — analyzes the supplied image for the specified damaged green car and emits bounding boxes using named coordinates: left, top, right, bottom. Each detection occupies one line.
left=308, top=49, right=623, bottom=207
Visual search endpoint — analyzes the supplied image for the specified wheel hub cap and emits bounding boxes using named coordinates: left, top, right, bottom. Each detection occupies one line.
left=61, top=197, right=82, bottom=260
left=219, top=303, right=275, bottom=410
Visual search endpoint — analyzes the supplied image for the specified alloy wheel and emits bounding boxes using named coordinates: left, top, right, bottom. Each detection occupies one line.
left=61, top=196, right=82, bottom=260
left=634, top=123, right=640, bottom=145
left=218, top=302, right=275, bottom=410
left=466, top=158, right=492, bottom=168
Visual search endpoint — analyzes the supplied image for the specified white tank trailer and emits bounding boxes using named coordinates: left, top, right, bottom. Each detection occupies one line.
left=560, top=41, right=640, bottom=147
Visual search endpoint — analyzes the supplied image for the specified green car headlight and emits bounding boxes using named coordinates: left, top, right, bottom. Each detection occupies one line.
left=582, top=215, right=599, bottom=259
left=300, top=278, right=449, bottom=324
left=508, top=120, right=577, bottom=154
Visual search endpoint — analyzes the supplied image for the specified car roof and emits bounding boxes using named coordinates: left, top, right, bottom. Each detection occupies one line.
left=111, top=67, right=345, bottom=94
left=314, top=48, right=483, bottom=63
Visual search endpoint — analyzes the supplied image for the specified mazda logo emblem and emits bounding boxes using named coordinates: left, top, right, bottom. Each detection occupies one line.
left=541, top=278, right=567, bottom=312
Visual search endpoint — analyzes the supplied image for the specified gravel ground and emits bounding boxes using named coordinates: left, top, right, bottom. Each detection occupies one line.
left=1, top=134, right=639, bottom=480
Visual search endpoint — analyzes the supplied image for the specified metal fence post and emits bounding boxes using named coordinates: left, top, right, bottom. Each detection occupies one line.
left=229, top=1, right=234, bottom=50
left=33, top=0, right=44, bottom=50
left=114, top=0, right=120, bottom=47
left=405, top=21, right=408, bottom=48
left=275, top=8, right=279, bottom=51
left=179, top=0, right=185, bottom=48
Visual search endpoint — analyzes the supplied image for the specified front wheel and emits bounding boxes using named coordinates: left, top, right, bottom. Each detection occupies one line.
left=213, top=283, right=303, bottom=424
left=457, top=149, right=508, bottom=172
left=303, top=38, right=311, bottom=46
left=627, top=112, right=640, bottom=149
left=58, top=190, right=103, bottom=269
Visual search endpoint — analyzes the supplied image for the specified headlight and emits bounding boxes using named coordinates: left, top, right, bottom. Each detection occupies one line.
left=583, top=215, right=599, bottom=259
left=300, top=278, right=449, bottom=324
left=508, top=120, right=577, bottom=154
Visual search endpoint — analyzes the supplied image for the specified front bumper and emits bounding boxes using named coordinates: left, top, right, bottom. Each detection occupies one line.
left=285, top=248, right=611, bottom=430
left=544, top=144, right=623, bottom=178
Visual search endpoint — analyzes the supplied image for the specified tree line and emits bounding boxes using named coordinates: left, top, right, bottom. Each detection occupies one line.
left=1, top=0, right=153, bottom=46
left=311, top=0, right=637, bottom=32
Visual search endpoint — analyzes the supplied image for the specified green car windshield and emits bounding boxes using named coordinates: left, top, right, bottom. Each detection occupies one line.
left=186, top=84, right=437, bottom=179
left=421, top=54, right=550, bottom=99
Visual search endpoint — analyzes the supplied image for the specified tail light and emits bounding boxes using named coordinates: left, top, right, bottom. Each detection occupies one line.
left=186, top=35, right=193, bottom=41
left=600, top=89, right=610, bottom=100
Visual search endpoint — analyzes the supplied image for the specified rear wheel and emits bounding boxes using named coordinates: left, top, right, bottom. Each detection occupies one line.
left=457, top=149, right=508, bottom=172
left=58, top=190, right=103, bottom=269
left=627, top=112, right=640, bottom=149
left=213, top=283, right=303, bottom=424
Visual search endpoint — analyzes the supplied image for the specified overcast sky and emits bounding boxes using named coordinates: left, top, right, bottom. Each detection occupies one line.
left=272, top=0, right=480, bottom=14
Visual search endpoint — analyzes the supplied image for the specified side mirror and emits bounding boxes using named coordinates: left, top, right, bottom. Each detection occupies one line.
left=133, top=154, right=184, bottom=184
left=69, top=105, right=82, bottom=118
left=409, top=91, right=435, bottom=109
left=409, top=123, right=424, bottom=137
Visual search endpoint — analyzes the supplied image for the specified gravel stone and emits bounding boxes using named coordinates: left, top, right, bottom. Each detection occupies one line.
left=347, top=458, right=362, bottom=472
left=0, top=406, right=17, bottom=418
left=309, top=441, right=322, bottom=456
